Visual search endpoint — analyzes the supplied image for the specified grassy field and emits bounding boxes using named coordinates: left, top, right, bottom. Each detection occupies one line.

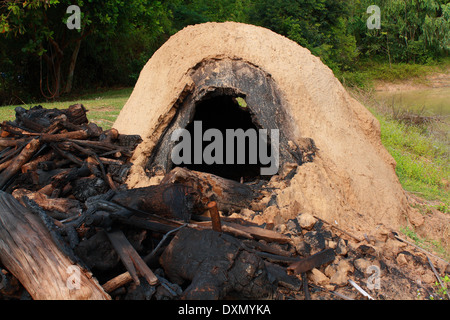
left=350, top=87, right=449, bottom=211
left=0, top=87, right=133, bottom=131
left=338, top=58, right=450, bottom=89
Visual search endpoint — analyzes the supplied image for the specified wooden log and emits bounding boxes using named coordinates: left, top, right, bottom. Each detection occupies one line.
left=39, top=130, right=89, bottom=143
left=207, top=201, right=222, bottom=232
left=159, top=228, right=274, bottom=299
left=0, top=137, right=31, bottom=148
left=161, top=167, right=256, bottom=213
left=0, top=159, right=13, bottom=173
left=0, top=143, right=26, bottom=165
left=0, top=138, right=41, bottom=190
left=111, top=183, right=198, bottom=222
left=102, top=272, right=134, bottom=294
left=12, top=188, right=82, bottom=218
left=287, top=248, right=336, bottom=275
left=0, top=191, right=110, bottom=300
left=106, top=230, right=158, bottom=286
left=0, top=121, right=40, bottom=136
left=21, top=151, right=55, bottom=173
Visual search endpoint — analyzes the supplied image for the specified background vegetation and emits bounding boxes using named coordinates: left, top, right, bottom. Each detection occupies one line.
left=1, top=0, right=449, bottom=104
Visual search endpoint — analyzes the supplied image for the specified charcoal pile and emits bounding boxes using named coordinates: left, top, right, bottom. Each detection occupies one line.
left=0, top=104, right=303, bottom=300
left=0, top=104, right=141, bottom=199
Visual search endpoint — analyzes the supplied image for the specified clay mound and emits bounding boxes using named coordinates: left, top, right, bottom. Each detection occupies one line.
left=114, top=22, right=413, bottom=235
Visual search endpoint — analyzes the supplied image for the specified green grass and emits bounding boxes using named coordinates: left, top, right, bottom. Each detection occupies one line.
left=364, top=101, right=449, bottom=208
left=400, top=225, right=450, bottom=262
left=338, top=58, right=450, bottom=89
left=0, top=87, right=133, bottom=130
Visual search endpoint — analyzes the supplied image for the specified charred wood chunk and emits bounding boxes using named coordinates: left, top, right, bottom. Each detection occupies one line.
left=74, top=231, right=120, bottom=272
left=161, top=167, right=256, bottom=214
left=159, top=228, right=274, bottom=300
left=14, top=104, right=88, bottom=133
left=72, top=176, right=109, bottom=202
left=12, top=188, right=82, bottom=219
left=112, top=183, right=197, bottom=222
left=107, top=163, right=132, bottom=184
left=64, top=104, right=89, bottom=125
left=117, top=134, right=142, bottom=149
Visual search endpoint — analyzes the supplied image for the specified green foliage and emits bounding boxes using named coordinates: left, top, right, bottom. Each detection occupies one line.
left=248, top=0, right=359, bottom=71
left=1, top=0, right=449, bottom=102
left=400, top=225, right=449, bottom=262
left=350, top=0, right=449, bottom=64
left=0, top=0, right=173, bottom=102
left=369, top=106, right=449, bottom=206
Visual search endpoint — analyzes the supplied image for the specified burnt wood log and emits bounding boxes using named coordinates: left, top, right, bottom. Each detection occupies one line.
left=194, top=219, right=291, bottom=244
left=111, top=183, right=198, bottom=222
left=0, top=138, right=41, bottom=190
left=0, top=191, right=110, bottom=300
left=106, top=230, right=158, bottom=286
left=21, top=151, right=55, bottom=173
left=12, top=188, right=82, bottom=219
left=160, top=228, right=274, bottom=299
left=38, top=166, right=91, bottom=197
left=39, top=129, right=89, bottom=143
left=287, top=248, right=336, bottom=275
left=161, top=167, right=256, bottom=213
left=14, top=104, right=88, bottom=132
left=0, top=138, right=32, bottom=148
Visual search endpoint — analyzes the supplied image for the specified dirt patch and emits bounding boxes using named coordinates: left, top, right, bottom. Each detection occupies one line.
left=233, top=199, right=450, bottom=300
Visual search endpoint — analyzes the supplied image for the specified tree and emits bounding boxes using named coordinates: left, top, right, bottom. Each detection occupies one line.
left=351, top=0, right=449, bottom=64
left=248, top=0, right=358, bottom=71
left=0, top=0, right=172, bottom=99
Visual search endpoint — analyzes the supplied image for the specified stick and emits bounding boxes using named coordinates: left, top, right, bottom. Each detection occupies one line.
left=106, top=230, right=158, bottom=287
left=51, top=143, right=84, bottom=166
left=394, top=234, right=449, bottom=265
left=427, top=256, right=450, bottom=300
left=0, top=138, right=40, bottom=189
left=302, top=273, right=310, bottom=300
left=348, top=279, right=374, bottom=300
left=313, top=215, right=362, bottom=242
left=143, top=224, right=188, bottom=263
left=207, top=201, right=222, bottom=232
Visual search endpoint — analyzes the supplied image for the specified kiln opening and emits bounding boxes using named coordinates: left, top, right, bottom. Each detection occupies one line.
left=170, top=95, right=275, bottom=182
